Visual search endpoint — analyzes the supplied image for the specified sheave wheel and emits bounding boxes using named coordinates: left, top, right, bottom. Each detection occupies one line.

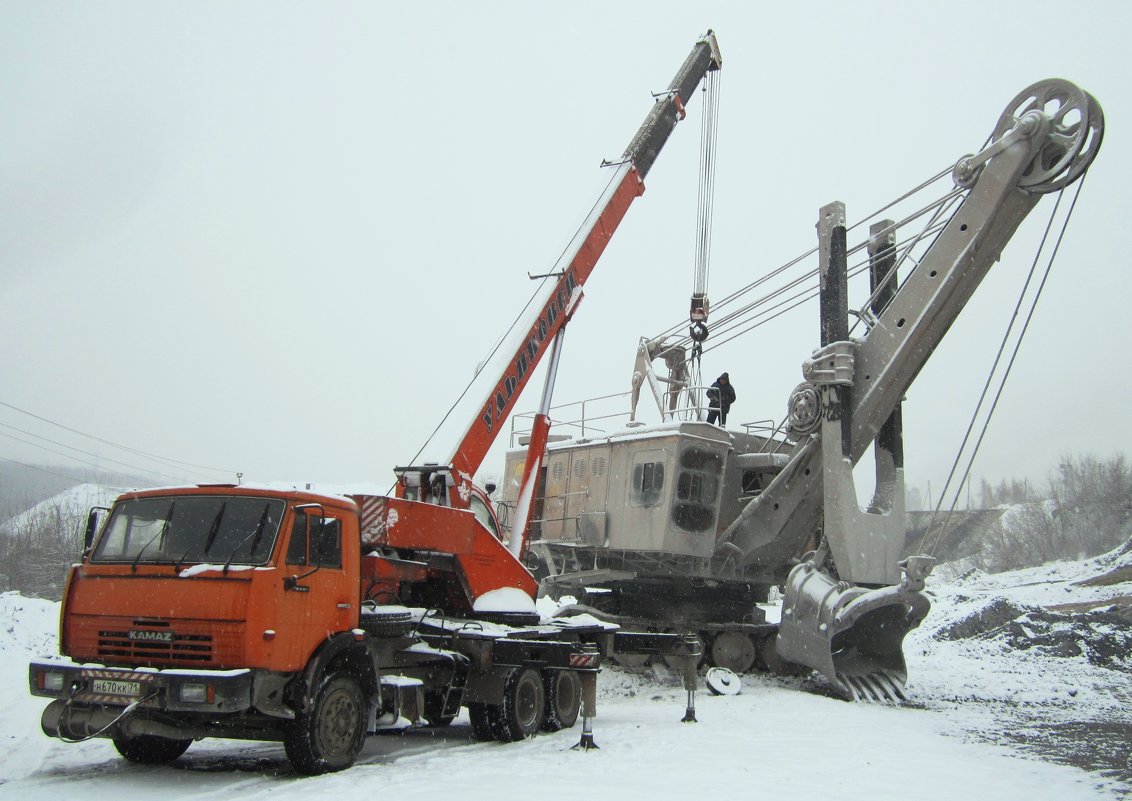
left=284, top=671, right=367, bottom=775
left=541, top=669, right=581, bottom=731
left=112, top=733, right=191, bottom=764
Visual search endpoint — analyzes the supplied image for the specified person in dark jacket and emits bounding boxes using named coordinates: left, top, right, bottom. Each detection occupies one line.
left=706, top=372, right=735, bottom=425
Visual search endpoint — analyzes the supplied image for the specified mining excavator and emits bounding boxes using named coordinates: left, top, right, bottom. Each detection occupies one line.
left=503, top=78, right=1104, bottom=700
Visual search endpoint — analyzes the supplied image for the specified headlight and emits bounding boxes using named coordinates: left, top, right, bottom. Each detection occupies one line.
left=42, top=671, right=65, bottom=692
left=180, top=683, right=209, bottom=703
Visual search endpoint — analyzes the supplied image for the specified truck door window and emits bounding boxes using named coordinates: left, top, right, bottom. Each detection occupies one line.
left=313, top=518, right=341, bottom=567
left=286, top=512, right=342, bottom=568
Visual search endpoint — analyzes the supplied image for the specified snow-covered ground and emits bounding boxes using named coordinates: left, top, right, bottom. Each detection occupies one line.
left=2, top=545, right=1129, bottom=799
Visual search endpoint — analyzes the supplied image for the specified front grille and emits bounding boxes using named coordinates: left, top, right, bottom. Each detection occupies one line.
left=98, top=628, right=213, bottom=664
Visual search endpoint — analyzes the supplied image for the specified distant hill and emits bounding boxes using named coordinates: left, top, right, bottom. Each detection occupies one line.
left=0, top=483, right=128, bottom=539
left=0, top=464, right=152, bottom=598
left=0, top=461, right=154, bottom=522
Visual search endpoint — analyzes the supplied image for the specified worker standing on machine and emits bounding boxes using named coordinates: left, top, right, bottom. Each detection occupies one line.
left=706, top=372, right=735, bottom=425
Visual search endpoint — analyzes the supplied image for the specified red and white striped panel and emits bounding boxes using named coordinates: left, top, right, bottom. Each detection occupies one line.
left=568, top=653, right=598, bottom=669
left=358, top=495, right=388, bottom=545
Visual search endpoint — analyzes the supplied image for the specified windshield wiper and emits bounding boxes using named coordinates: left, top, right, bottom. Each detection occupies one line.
left=202, top=502, right=227, bottom=556
left=132, top=501, right=175, bottom=573
left=221, top=503, right=272, bottom=575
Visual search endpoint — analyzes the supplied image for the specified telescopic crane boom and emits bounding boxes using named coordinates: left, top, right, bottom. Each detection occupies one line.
left=400, top=32, right=723, bottom=559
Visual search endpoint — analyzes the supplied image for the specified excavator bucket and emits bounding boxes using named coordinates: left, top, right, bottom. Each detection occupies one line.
left=776, top=555, right=934, bottom=701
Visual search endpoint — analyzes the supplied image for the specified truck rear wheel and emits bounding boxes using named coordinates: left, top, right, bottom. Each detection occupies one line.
left=541, top=669, right=580, bottom=731
left=112, top=733, right=191, bottom=764
left=284, top=671, right=367, bottom=775
left=495, top=668, right=545, bottom=742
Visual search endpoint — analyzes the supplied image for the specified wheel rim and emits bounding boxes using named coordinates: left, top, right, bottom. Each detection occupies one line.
left=516, top=674, right=541, bottom=730
left=317, top=686, right=361, bottom=756
left=555, top=673, right=578, bottom=720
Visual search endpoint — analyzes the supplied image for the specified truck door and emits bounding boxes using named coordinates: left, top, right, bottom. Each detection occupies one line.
left=278, top=507, right=354, bottom=664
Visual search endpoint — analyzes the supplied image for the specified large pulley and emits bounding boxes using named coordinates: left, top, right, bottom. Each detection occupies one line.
left=995, top=79, right=1104, bottom=192
left=956, top=79, right=1104, bottom=193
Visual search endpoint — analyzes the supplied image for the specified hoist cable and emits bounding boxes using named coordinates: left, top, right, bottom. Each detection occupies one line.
left=693, top=69, right=721, bottom=298
left=925, top=175, right=1085, bottom=557
left=649, top=167, right=961, bottom=349
left=694, top=212, right=954, bottom=356
left=849, top=193, right=965, bottom=337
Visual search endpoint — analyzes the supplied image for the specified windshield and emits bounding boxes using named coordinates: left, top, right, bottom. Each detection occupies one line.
left=91, top=495, right=285, bottom=567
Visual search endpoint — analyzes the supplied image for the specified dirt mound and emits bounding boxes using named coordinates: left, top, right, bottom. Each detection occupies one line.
left=935, top=597, right=1031, bottom=641
left=935, top=596, right=1132, bottom=670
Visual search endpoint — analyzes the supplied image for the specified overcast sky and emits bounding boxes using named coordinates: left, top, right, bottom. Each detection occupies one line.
left=1, top=1, right=1128, bottom=507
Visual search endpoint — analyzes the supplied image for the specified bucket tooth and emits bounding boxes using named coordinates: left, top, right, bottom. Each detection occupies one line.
left=855, top=675, right=879, bottom=702
left=873, top=671, right=905, bottom=702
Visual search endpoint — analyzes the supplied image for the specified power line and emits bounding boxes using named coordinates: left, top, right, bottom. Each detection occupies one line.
left=0, top=424, right=191, bottom=484
left=0, top=454, right=95, bottom=484
left=0, top=399, right=236, bottom=475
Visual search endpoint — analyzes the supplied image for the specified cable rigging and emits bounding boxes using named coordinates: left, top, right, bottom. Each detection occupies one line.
left=925, top=175, right=1087, bottom=558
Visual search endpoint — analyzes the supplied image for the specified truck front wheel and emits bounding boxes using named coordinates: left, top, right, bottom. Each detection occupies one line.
left=284, top=671, right=367, bottom=775
left=112, top=733, right=191, bottom=764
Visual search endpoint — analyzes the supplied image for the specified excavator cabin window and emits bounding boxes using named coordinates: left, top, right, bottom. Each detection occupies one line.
left=630, top=453, right=666, bottom=507
left=285, top=511, right=342, bottom=568
left=672, top=448, right=721, bottom=532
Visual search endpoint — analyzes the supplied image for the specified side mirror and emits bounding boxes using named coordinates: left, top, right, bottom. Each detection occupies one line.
left=85, top=507, right=110, bottom=552
left=485, top=482, right=498, bottom=495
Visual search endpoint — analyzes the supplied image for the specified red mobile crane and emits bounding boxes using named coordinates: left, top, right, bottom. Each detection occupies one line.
left=392, top=29, right=722, bottom=573
left=28, top=31, right=722, bottom=775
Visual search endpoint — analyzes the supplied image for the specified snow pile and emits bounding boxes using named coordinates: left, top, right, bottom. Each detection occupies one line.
left=0, top=591, right=58, bottom=660
left=472, top=586, right=537, bottom=614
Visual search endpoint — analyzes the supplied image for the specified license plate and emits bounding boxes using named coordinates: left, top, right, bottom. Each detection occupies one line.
left=93, top=678, right=141, bottom=697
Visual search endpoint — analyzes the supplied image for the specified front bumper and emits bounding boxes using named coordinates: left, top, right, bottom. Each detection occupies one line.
left=29, top=659, right=254, bottom=714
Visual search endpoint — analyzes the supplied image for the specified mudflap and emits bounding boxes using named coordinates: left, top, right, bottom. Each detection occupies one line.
left=777, top=555, right=934, bottom=701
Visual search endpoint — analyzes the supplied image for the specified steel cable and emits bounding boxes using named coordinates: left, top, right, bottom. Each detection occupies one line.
left=925, top=174, right=1086, bottom=557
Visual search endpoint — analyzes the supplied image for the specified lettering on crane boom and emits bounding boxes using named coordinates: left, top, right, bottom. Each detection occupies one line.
left=480, top=269, right=579, bottom=435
